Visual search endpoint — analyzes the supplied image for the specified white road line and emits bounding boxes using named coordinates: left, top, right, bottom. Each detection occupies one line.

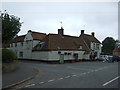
left=91, top=70, right=94, bottom=72
left=87, top=72, right=90, bottom=74
left=94, top=70, right=99, bottom=72
left=103, top=76, right=120, bottom=86
left=39, top=82, right=44, bottom=84
left=25, top=84, right=35, bottom=87
left=72, top=75, right=77, bottom=77
left=58, top=78, right=63, bottom=80
left=67, top=67, right=91, bottom=71
left=65, top=76, right=70, bottom=78
left=48, top=79, right=55, bottom=82
left=82, top=72, right=86, bottom=75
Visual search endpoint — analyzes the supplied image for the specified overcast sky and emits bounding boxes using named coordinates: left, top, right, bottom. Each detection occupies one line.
left=2, top=2, right=118, bottom=42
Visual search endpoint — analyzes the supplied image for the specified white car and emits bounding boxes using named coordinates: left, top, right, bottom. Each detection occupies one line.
left=97, top=55, right=108, bottom=61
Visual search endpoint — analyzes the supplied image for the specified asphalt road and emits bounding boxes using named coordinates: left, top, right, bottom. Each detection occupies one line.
left=17, top=61, right=119, bottom=89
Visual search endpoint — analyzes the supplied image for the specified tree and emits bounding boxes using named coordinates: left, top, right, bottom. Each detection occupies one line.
left=115, top=40, right=120, bottom=48
left=102, top=37, right=116, bottom=55
left=1, top=10, right=22, bottom=44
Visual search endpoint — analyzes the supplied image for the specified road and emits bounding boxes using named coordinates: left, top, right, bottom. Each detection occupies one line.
left=17, top=61, right=119, bottom=89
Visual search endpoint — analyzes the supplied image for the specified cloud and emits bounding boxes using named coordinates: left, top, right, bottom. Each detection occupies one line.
left=2, top=2, right=118, bottom=42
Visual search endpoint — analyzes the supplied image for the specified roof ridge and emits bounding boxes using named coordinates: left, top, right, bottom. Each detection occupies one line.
left=31, top=31, right=46, bottom=35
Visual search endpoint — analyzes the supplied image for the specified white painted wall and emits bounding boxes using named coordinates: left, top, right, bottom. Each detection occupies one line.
left=24, top=32, right=33, bottom=41
left=31, top=50, right=85, bottom=61
left=10, top=31, right=41, bottom=59
left=32, top=51, right=49, bottom=60
left=90, top=42, right=101, bottom=58
left=83, top=54, right=90, bottom=60
left=45, top=50, right=84, bottom=61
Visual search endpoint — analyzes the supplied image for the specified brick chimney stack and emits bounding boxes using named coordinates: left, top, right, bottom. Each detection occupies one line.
left=81, top=30, right=84, bottom=35
left=58, top=27, right=64, bottom=36
left=91, top=32, right=95, bottom=37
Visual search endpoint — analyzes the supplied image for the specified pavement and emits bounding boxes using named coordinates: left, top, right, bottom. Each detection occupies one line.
left=2, top=62, right=40, bottom=89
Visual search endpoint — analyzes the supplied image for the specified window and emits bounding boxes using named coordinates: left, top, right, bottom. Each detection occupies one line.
left=21, top=42, right=23, bottom=46
left=68, top=53, right=71, bottom=55
left=15, top=43, right=17, bottom=47
left=19, top=52, right=23, bottom=57
left=64, top=52, right=67, bottom=55
left=39, top=42, right=45, bottom=48
left=58, top=51, right=61, bottom=54
left=96, top=44, right=99, bottom=50
left=93, top=43, right=96, bottom=50
left=79, top=46, right=82, bottom=49
left=11, top=43, right=13, bottom=47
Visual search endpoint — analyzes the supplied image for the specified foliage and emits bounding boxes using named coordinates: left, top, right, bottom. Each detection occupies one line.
left=1, top=10, right=22, bottom=44
left=115, top=40, right=120, bottom=48
left=2, top=49, right=17, bottom=63
left=102, top=37, right=116, bottom=55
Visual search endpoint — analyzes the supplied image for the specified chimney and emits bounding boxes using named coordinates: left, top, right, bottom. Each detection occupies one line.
left=58, top=27, right=64, bottom=36
left=81, top=30, right=84, bottom=35
left=91, top=32, right=95, bottom=37
left=28, top=30, right=32, bottom=34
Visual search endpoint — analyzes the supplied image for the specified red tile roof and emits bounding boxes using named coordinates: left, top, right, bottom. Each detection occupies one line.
left=11, top=35, right=26, bottom=43
left=11, top=31, right=46, bottom=43
left=113, top=48, right=120, bottom=52
left=31, top=31, right=46, bottom=40
left=81, top=34, right=101, bottom=43
left=33, top=34, right=89, bottom=52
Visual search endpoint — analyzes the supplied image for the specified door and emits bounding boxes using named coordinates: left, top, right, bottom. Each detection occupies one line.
left=59, top=54, right=64, bottom=63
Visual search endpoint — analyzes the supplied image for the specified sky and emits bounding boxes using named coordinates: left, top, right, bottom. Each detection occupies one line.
left=2, top=1, right=118, bottom=42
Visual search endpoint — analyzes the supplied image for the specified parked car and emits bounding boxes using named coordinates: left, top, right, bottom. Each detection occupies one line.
left=112, top=55, right=120, bottom=62
left=107, top=55, right=113, bottom=62
left=96, top=55, right=108, bottom=61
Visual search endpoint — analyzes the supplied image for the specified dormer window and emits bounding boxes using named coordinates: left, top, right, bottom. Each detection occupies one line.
left=79, top=45, right=82, bottom=49
left=39, top=42, right=45, bottom=48
left=15, top=43, right=17, bottom=47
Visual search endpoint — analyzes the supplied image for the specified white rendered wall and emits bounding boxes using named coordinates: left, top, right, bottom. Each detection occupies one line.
left=32, top=51, right=49, bottom=60
left=83, top=54, right=90, bottom=60
left=31, top=50, right=85, bottom=61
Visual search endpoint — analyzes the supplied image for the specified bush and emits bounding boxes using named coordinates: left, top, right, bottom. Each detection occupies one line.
left=2, top=49, right=17, bottom=63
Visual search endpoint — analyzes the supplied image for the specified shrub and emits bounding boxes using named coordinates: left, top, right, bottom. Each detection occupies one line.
left=2, top=49, right=17, bottom=63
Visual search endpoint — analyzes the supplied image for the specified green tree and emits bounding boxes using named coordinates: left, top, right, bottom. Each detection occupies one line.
left=1, top=10, right=23, bottom=44
left=102, top=37, right=116, bottom=55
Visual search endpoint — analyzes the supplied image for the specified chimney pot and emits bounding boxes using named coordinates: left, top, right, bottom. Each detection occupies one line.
left=81, top=30, right=84, bottom=35
left=91, top=32, right=95, bottom=37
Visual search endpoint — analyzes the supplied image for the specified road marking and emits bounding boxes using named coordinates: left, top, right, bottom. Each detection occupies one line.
left=82, top=72, right=86, bottom=75
left=48, top=79, right=55, bottom=82
left=58, top=78, right=63, bottom=80
left=65, top=76, right=70, bottom=78
left=67, top=67, right=91, bottom=71
left=97, top=68, right=102, bottom=71
left=87, top=72, right=90, bottom=74
left=94, top=70, right=99, bottom=72
left=25, top=84, right=35, bottom=87
left=72, top=75, right=77, bottom=77
left=91, top=70, right=94, bottom=72
left=39, top=82, right=44, bottom=84
left=103, top=76, right=120, bottom=86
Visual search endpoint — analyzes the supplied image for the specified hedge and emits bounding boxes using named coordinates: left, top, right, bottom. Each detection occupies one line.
left=2, top=49, right=17, bottom=63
